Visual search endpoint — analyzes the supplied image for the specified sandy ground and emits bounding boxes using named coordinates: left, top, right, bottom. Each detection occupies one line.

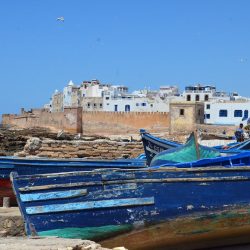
left=0, top=237, right=117, bottom=250
left=0, top=208, right=126, bottom=250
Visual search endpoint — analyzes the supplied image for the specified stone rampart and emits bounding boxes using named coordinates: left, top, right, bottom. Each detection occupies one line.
left=2, top=108, right=82, bottom=134
left=82, top=111, right=169, bottom=134
left=2, top=109, right=169, bottom=135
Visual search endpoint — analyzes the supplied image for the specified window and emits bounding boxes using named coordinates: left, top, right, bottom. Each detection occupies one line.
left=93, top=103, right=96, bottom=107
left=219, top=110, right=228, bottom=117
left=114, top=105, right=118, bottom=112
left=186, top=95, right=191, bottom=101
left=195, top=95, right=200, bottom=101
left=105, top=97, right=109, bottom=100
left=150, top=104, right=153, bottom=107
left=87, top=103, right=90, bottom=108
left=206, top=114, right=210, bottom=119
left=141, top=103, right=146, bottom=106
left=234, top=110, right=242, bottom=117
left=204, top=95, right=209, bottom=101
left=136, top=103, right=139, bottom=106
left=180, top=109, right=184, bottom=116
left=206, top=104, right=210, bottom=109
left=125, top=105, right=130, bottom=112
left=100, top=103, right=103, bottom=108
left=244, top=110, right=249, bottom=118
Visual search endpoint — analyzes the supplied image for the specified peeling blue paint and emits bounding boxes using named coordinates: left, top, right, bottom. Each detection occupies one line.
left=26, top=197, right=155, bottom=214
left=20, top=189, right=88, bottom=202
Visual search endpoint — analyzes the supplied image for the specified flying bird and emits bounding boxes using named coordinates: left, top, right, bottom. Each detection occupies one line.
left=57, top=17, right=64, bottom=22
left=240, top=58, right=247, bottom=63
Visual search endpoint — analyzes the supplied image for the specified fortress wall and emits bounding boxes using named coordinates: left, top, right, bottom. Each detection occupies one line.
left=2, top=109, right=169, bottom=134
left=82, top=111, right=169, bottom=134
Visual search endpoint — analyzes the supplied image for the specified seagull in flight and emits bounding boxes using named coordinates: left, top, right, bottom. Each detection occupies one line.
left=240, top=58, right=247, bottom=63
left=57, top=16, right=64, bottom=22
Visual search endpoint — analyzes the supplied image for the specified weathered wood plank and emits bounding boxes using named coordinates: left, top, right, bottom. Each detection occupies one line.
left=20, top=189, right=88, bottom=202
left=19, top=181, right=102, bottom=192
left=104, top=183, right=137, bottom=191
left=25, top=197, right=155, bottom=214
left=102, top=172, right=135, bottom=181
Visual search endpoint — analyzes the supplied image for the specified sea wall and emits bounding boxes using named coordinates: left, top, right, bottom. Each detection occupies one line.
left=2, top=108, right=169, bottom=135
left=2, top=108, right=82, bottom=133
left=82, top=111, right=169, bottom=134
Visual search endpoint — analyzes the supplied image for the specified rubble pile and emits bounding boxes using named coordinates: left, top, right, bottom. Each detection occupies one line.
left=16, top=138, right=143, bottom=159
left=0, top=127, right=140, bottom=158
left=0, top=129, right=27, bottom=156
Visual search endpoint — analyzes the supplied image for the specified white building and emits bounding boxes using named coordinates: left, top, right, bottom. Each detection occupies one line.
left=80, top=79, right=111, bottom=98
left=102, top=92, right=175, bottom=112
left=159, top=86, right=179, bottom=98
left=49, top=80, right=250, bottom=118
left=204, top=100, right=250, bottom=125
left=183, top=84, right=217, bottom=102
left=63, top=80, right=81, bottom=107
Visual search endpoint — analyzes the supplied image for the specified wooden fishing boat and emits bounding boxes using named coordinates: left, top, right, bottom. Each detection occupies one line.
left=0, top=157, right=146, bottom=206
left=0, top=156, right=146, bottom=179
left=140, top=129, right=181, bottom=164
left=140, top=129, right=250, bottom=165
left=149, top=132, right=249, bottom=167
left=11, top=149, right=250, bottom=248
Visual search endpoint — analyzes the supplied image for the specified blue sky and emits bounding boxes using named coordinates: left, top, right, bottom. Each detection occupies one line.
left=0, top=0, right=250, bottom=116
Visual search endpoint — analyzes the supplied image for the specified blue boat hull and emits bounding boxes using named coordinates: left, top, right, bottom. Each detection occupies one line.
left=0, top=157, right=145, bottom=206
left=150, top=150, right=250, bottom=168
left=140, top=129, right=181, bottom=165
left=0, top=157, right=146, bottom=179
left=100, top=206, right=250, bottom=249
left=11, top=162, right=250, bottom=242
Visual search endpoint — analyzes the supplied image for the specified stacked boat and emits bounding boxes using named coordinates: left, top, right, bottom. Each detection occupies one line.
left=0, top=157, right=146, bottom=206
left=5, top=130, right=250, bottom=249
left=140, top=128, right=250, bottom=165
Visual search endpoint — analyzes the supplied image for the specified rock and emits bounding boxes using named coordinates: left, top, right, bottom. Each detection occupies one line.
left=3, top=219, right=14, bottom=228
left=24, top=137, right=42, bottom=154
left=82, top=243, right=102, bottom=250
left=57, top=130, right=65, bottom=138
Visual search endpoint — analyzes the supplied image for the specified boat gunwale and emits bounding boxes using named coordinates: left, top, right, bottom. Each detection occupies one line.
left=10, top=163, right=250, bottom=181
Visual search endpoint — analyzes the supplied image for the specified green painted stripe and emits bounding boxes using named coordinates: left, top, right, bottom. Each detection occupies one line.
left=20, top=189, right=87, bottom=202
left=26, top=197, right=154, bottom=215
left=38, top=224, right=133, bottom=240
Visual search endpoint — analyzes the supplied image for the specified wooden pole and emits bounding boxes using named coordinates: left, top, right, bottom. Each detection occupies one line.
left=194, top=131, right=200, bottom=160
